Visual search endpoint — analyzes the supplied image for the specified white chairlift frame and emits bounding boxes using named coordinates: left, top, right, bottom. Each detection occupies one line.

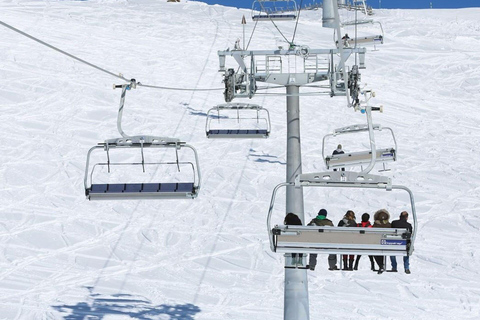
left=267, top=171, right=417, bottom=256
left=84, top=82, right=201, bottom=200
left=322, top=122, right=397, bottom=170
left=251, top=0, right=298, bottom=21
left=205, top=102, right=271, bottom=139
left=84, top=136, right=201, bottom=200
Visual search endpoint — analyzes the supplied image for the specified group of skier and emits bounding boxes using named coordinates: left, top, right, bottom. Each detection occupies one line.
left=284, top=208, right=413, bottom=274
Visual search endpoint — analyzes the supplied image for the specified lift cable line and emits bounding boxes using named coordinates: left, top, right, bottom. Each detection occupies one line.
left=290, top=0, right=303, bottom=45
left=256, top=0, right=295, bottom=46
left=0, top=20, right=223, bottom=92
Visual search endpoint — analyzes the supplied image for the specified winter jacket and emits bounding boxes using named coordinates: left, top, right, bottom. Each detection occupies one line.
left=357, top=221, right=373, bottom=228
left=338, top=218, right=357, bottom=227
left=284, top=213, right=302, bottom=226
left=308, top=216, right=334, bottom=227
left=391, top=217, right=412, bottom=233
left=333, top=148, right=344, bottom=155
left=373, top=209, right=391, bottom=228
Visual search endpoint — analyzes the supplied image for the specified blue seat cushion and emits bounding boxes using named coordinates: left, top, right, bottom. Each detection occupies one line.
left=90, top=184, right=108, bottom=193
left=176, top=183, right=194, bottom=193
left=160, top=183, right=177, bottom=192
left=108, top=184, right=125, bottom=193
left=142, top=183, right=160, bottom=192
left=125, top=184, right=142, bottom=193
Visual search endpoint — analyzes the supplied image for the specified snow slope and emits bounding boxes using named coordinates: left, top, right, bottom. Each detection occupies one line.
left=1, top=0, right=480, bottom=319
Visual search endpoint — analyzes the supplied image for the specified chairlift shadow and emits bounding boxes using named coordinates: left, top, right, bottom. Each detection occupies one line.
left=52, top=290, right=201, bottom=320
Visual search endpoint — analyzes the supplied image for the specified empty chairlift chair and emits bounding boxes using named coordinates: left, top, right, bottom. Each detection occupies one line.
left=84, top=136, right=201, bottom=200
left=251, top=0, right=298, bottom=21
left=322, top=123, right=397, bottom=171
left=267, top=171, right=417, bottom=257
left=205, top=103, right=271, bottom=139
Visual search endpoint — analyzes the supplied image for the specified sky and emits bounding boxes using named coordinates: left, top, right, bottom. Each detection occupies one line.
left=195, top=0, right=480, bottom=9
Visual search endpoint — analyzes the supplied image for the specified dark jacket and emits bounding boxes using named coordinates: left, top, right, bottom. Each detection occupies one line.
left=391, top=217, right=412, bottom=232
left=284, top=213, right=302, bottom=226
left=308, top=216, right=334, bottom=227
left=373, top=209, right=391, bottom=228
left=333, top=148, right=344, bottom=155
left=338, top=218, right=356, bottom=227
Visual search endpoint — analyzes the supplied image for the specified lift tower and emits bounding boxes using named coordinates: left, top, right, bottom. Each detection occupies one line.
left=218, top=1, right=365, bottom=318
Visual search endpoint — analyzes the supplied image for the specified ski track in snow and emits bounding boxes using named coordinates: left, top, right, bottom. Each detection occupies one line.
left=1, top=1, right=480, bottom=319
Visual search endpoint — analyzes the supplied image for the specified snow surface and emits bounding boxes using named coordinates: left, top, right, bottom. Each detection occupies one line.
left=1, top=0, right=480, bottom=319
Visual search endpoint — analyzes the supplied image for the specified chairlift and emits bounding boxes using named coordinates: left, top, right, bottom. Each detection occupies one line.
left=322, top=123, right=397, bottom=170
left=205, top=103, right=271, bottom=139
left=84, top=136, right=201, bottom=200
left=252, top=0, right=298, bottom=21
left=84, top=82, right=201, bottom=200
left=322, top=98, right=397, bottom=172
left=335, top=22, right=384, bottom=48
left=267, top=171, right=417, bottom=256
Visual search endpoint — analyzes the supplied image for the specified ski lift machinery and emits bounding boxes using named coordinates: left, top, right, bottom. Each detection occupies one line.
left=205, top=102, right=271, bottom=138
left=84, top=81, right=201, bottom=200
left=251, top=0, right=298, bottom=21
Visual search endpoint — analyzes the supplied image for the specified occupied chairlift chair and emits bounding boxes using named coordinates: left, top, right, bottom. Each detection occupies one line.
left=267, top=171, right=417, bottom=260
left=322, top=99, right=397, bottom=172
left=84, top=81, right=201, bottom=200
left=251, top=0, right=298, bottom=21
left=322, top=123, right=397, bottom=171
left=205, top=103, right=271, bottom=138
left=336, top=1, right=384, bottom=48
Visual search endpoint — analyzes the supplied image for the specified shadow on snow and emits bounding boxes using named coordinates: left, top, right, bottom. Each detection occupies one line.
left=52, top=289, right=201, bottom=320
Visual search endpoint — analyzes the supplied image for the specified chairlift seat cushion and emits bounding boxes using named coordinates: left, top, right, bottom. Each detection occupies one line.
left=160, top=183, right=177, bottom=192
left=207, top=129, right=269, bottom=138
left=252, top=14, right=297, bottom=21
left=90, top=184, right=108, bottom=193
left=125, top=183, right=143, bottom=193
left=142, top=183, right=160, bottom=192
left=87, top=182, right=198, bottom=200
left=176, top=183, right=195, bottom=192
left=108, top=184, right=125, bottom=193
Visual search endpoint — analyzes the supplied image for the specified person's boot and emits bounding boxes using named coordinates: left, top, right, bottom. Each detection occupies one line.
left=348, top=258, right=354, bottom=271
left=342, top=257, right=348, bottom=270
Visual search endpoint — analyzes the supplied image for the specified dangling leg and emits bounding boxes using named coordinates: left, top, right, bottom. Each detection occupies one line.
left=328, top=254, right=338, bottom=271
left=308, top=253, right=317, bottom=271
left=354, top=255, right=361, bottom=270
left=390, top=256, right=398, bottom=272
left=374, top=256, right=384, bottom=274
left=348, top=255, right=355, bottom=271
left=369, top=255, right=376, bottom=271
left=342, top=255, right=348, bottom=270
